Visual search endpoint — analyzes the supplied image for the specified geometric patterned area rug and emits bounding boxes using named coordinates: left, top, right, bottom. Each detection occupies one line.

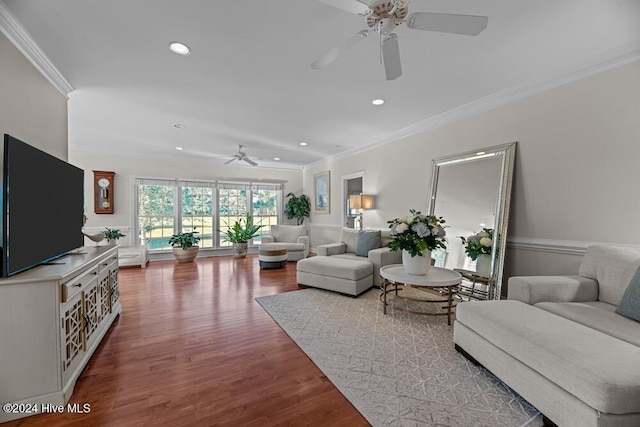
left=256, top=288, right=543, bottom=427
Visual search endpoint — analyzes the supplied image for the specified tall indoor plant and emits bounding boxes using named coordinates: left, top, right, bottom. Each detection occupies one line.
left=168, top=228, right=201, bottom=263
left=284, top=192, right=311, bottom=225
left=387, top=209, right=447, bottom=275
left=219, top=213, right=263, bottom=258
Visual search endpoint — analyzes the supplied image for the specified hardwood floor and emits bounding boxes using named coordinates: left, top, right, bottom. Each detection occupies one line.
left=6, top=255, right=369, bottom=427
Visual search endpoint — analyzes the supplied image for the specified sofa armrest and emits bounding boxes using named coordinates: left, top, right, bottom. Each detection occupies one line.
left=507, top=275, right=599, bottom=305
left=262, top=235, right=275, bottom=244
left=297, top=236, right=310, bottom=257
left=368, top=247, right=402, bottom=286
left=317, top=242, right=346, bottom=256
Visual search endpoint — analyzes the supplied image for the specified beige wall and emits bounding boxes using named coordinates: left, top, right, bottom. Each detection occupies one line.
left=70, top=150, right=303, bottom=247
left=303, top=60, right=640, bottom=278
left=0, top=32, right=67, bottom=159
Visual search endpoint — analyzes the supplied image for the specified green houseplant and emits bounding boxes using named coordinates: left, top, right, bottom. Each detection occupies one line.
left=219, top=213, right=262, bottom=258
left=103, top=228, right=125, bottom=245
left=284, top=192, right=311, bottom=225
left=168, top=228, right=201, bottom=263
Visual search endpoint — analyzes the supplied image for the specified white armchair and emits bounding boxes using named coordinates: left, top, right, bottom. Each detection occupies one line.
left=261, top=224, right=309, bottom=261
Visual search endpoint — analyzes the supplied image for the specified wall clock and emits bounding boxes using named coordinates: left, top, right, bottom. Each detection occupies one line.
left=93, top=170, right=115, bottom=214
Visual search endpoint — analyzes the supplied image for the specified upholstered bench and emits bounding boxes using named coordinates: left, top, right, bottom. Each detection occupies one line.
left=259, top=244, right=287, bottom=269
left=296, top=256, right=373, bottom=296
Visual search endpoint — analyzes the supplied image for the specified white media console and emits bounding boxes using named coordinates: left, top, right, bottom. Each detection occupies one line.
left=0, top=246, right=121, bottom=422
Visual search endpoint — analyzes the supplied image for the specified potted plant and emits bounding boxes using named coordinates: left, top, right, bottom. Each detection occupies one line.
left=103, top=228, right=125, bottom=245
left=168, top=228, right=201, bottom=263
left=219, top=213, right=263, bottom=258
left=387, top=209, right=447, bottom=275
left=284, top=192, right=311, bottom=225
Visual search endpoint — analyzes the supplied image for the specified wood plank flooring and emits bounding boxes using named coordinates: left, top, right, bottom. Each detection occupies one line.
left=6, top=255, right=369, bottom=427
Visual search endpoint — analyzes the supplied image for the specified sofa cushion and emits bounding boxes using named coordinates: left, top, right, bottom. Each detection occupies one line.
left=535, top=301, right=640, bottom=347
left=355, top=230, right=381, bottom=256
left=270, top=225, right=305, bottom=243
left=456, top=300, right=640, bottom=414
left=616, top=265, right=640, bottom=322
left=340, top=228, right=360, bottom=253
left=296, top=256, right=372, bottom=281
left=578, top=245, right=640, bottom=306
left=262, top=242, right=305, bottom=253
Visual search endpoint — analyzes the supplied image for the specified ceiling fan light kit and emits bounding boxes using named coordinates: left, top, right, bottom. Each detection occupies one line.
left=312, top=0, right=488, bottom=80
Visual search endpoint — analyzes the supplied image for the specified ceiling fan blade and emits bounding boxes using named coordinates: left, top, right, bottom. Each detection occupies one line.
left=314, top=0, right=371, bottom=15
left=224, top=158, right=236, bottom=164
left=243, top=158, right=258, bottom=166
left=407, top=12, right=488, bottom=36
left=382, top=33, right=402, bottom=81
left=311, top=30, right=369, bottom=70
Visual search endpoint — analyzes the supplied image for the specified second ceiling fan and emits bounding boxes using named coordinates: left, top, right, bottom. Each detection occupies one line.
left=311, top=0, right=488, bottom=80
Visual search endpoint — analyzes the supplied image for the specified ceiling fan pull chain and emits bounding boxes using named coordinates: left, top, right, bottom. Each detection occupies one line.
left=379, top=23, right=383, bottom=64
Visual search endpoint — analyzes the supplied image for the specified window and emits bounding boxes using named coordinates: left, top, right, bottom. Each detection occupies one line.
left=251, top=184, right=280, bottom=244
left=180, top=181, right=215, bottom=249
left=218, top=183, right=249, bottom=247
left=136, top=178, right=175, bottom=250
left=134, top=178, right=282, bottom=250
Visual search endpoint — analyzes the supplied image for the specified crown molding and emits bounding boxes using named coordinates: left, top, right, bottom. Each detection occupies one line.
left=0, top=1, right=73, bottom=98
left=305, top=41, right=640, bottom=170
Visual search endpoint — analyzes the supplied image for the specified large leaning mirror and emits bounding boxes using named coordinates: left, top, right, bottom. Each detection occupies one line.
left=427, top=142, right=516, bottom=300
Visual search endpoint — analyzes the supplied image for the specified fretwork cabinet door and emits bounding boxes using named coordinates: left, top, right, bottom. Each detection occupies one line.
left=61, top=292, right=84, bottom=384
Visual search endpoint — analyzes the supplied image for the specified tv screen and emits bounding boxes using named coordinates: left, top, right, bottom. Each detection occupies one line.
left=2, top=134, right=85, bottom=277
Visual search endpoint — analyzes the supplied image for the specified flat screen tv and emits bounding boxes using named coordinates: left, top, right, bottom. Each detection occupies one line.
left=1, top=134, right=85, bottom=277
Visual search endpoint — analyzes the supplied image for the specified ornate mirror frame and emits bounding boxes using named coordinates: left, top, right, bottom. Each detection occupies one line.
left=427, top=142, right=516, bottom=299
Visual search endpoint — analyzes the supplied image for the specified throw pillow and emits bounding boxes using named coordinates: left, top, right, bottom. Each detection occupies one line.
left=355, top=230, right=381, bottom=257
left=616, top=265, right=640, bottom=322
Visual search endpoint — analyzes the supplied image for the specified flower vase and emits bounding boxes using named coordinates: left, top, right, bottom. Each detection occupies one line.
left=475, top=254, right=492, bottom=277
left=402, top=249, right=431, bottom=275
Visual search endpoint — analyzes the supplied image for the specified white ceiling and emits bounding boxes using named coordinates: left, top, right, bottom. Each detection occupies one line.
left=2, top=0, right=640, bottom=170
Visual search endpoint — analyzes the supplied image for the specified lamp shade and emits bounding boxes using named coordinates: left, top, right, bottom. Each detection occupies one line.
left=349, top=194, right=374, bottom=210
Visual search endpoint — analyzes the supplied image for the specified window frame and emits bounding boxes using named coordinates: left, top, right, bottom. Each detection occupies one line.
left=133, top=177, right=283, bottom=251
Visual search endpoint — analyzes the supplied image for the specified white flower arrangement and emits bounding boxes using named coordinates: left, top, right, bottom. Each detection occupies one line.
left=387, top=209, right=447, bottom=257
left=459, top=228, right=493, bottom=260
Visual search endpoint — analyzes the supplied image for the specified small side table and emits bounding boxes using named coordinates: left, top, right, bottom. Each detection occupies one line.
left=259, top=244, right=288, bottom=269
left=118, top=246, right=149, bottom=268
left=380, top=264, right=461, bottom=325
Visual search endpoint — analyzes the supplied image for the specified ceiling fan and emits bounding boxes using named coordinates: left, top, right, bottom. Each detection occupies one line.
left=224, top=145, right=258, bottom=166
left=311, top=0, right=488, bottom=80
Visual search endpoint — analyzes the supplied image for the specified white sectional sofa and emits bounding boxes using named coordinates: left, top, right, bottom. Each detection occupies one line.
left=296, top=228, right=401, bottom=296
left=454, top=244, right=640, bottom=427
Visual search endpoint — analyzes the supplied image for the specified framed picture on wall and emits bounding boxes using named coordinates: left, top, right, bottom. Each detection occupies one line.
left=314, top=171, right=330, bottom=213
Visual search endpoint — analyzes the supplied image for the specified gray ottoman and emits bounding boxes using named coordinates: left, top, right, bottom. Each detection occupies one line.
left=296, top=256, right=373, bottom=296
left=259, top=244, right=288, bottom=269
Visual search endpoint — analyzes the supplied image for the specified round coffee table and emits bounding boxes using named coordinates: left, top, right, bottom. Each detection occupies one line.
left=380, top=264, right=462, bottom=325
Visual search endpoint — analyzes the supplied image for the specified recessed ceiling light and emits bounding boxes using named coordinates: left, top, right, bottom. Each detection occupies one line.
left=299, top=142, right=308, bottom=146
left=176, top=147, right=183, bottom=151
left=274, top=157, right=280, bottom=161
left=372, top=99, right=385, bottom=106
left=169, top=42, right=191, bottom=56
left=173, top=123, right=185, bottom=128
